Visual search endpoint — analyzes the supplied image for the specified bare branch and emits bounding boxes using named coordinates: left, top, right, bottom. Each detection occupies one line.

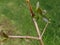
left=8, top=35, right=39, bottom=40
left=41, top=21, right=50, bottom=38
left=26, top=0, right=44, bottom=45
left=32, top=18, right=41, bottom=37
left=32, top=18, right=44, bottom=45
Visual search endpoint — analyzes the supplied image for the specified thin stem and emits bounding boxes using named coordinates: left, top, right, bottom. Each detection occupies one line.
left=32, top=18, right=44, bottom=45
left=41, top=21, right=49, bottom=38
left=8, top=35, right=39, bottom=40
left=32, top=18, right=41, bottom=37
left=26, top=0, right=44, bottom=45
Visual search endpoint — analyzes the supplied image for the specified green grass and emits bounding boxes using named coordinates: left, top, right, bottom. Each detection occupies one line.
left=0, top=0, right=60, bottom=45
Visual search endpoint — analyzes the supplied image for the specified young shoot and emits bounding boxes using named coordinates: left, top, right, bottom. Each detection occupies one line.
left=43, top=17, right=51, bottom=23
left=42, top=10, right=47, bottom=15
left=36, top=1, right=40, bottom=10
left=36, top=1, right=47, bottom=15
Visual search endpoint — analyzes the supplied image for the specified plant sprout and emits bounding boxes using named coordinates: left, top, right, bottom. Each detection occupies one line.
left=36, top=1, right=51, bottom=23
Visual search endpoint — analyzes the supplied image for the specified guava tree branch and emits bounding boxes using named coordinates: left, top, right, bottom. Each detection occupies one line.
left=1, top=31, right=39, bottom=40
left=8, top=35, right=39, bottom=40
left=26, top=0, right=44, bottom=45
left=41, top=21, right=50, bottom=38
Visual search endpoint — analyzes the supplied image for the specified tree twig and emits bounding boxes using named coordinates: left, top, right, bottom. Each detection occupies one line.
left=32, top=18, right=41, bottom=37
left=32, top=18, right=44, bottom=45
left=41, top=21, right=50, bottom=38
left=8, top=35, right=39, bottom=40
left=26, top=0, right=44, bottom=45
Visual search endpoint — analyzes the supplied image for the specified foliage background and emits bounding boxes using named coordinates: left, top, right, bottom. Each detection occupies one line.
left=0, top=0, right=60, bottom=45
